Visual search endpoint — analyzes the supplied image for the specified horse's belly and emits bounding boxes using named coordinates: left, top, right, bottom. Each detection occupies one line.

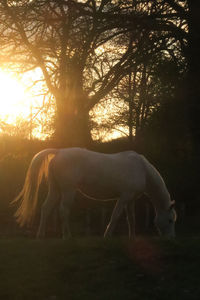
left=78, top=183, right=119, bottom=200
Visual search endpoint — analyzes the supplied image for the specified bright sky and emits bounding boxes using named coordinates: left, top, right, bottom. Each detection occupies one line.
left=0, top=70, right=53, bottom=139
left=0, top=71, right=31, bottom=123
left=0, top=70, right=125, bottom=141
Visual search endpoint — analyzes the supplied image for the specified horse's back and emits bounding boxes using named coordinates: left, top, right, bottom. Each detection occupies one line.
left=51, top=148, right=147, bottom=198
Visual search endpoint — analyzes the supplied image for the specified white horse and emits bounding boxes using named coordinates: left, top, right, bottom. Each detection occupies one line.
left=13, top=148, right=176, bottom=239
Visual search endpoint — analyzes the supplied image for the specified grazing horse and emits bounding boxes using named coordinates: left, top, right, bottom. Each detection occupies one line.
left=13, top=148, right=176, bottom=239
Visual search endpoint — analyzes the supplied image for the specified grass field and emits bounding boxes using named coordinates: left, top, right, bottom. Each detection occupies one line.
left=0, top=237, right=200, bottom=300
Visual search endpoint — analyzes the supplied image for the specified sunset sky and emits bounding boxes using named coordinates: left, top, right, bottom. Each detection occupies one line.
left=0, top=70, right=125, bottom=141
left=0, top=71, right=31, bottom=123
left=0, top=70, right=55, bottom=139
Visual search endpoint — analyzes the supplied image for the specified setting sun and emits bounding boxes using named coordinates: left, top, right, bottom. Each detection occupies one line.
left=0, top=72, right=31, bottom=123
left=0, top=71, right=54, bottom=139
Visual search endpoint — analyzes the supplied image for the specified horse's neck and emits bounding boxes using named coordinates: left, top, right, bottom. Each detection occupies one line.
left=145, top=160, right=170, bottom=211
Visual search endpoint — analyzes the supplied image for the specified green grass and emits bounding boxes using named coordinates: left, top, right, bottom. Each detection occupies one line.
left=0, top=237, right=200, bottom=299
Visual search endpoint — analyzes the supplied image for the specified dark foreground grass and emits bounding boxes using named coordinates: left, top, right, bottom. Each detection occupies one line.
left=0, top=237, right=200, bottom=300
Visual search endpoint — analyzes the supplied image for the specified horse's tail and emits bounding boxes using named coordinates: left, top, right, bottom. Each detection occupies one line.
left=13, top=148, right=59, bottom=226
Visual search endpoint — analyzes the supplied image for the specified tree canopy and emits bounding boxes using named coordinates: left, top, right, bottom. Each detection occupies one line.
left=0, top=0, right=197, bottom=150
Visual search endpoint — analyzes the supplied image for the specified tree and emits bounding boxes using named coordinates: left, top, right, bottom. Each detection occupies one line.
left=0, top=0, right=190, bottom=146
left=90, top=0, right=187, bottom=144
left=185, top=0, right=200, bottom=153
left=0, top=0, right=146, bottom=146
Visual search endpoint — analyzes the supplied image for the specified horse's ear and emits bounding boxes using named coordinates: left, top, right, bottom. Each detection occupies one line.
left=169, top=200, right=175, bottom=210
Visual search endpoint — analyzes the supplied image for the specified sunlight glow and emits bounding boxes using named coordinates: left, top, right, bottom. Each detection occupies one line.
left=0, top=71, right=54, bottom=139
left=0, top=71, right=125, bottom=141
left=0, top=72, right=30, bottom=123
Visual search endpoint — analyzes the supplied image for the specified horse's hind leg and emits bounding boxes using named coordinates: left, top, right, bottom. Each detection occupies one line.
left=37, top=188, right=59, bottom=239
left=59, top=188, right=76, bottom=239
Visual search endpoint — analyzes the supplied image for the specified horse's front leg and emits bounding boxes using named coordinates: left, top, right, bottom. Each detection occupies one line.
left=59, top=189, right=75, bottom=240
left=125, top=201, right=135, bottom=239
left=104, top=193, right=133, bottom=238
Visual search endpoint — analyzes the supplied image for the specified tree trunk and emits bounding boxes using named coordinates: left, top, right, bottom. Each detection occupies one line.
left=187, top=0, right=200, bottom=153
left=55, top=94, right=92, bottom=147
left=128, top=72, right=134, bottom=146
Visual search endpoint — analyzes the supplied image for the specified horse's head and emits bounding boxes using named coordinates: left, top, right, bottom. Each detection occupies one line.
left=155, top=201, right=177, bottom=238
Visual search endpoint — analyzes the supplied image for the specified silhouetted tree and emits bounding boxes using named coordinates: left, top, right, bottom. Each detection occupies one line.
left=90, top=0, right=188, bottom=144
left=0, top=0, right=150, bottom=146
left=0, top=0, right=190, bottom=147
left=185, top=0, right=200, bottom=153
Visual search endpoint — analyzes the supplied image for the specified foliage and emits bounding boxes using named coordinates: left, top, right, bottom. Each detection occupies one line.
left=0, top=118, right=33, bottom=139
left=140, top=92, right=195, bottom=203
